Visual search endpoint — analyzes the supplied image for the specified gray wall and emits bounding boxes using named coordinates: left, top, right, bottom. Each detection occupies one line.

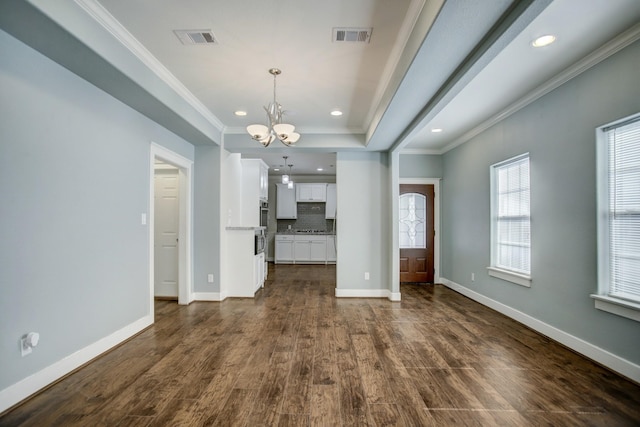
left=336, top=152, right=390, bottom=291
left=399, top=154, right=443, bottom=178
left=193, top=145, right=221, bottom=293
left=441, top=39, right=640, bottom=365
left=0, top=30, right=194, bottom=391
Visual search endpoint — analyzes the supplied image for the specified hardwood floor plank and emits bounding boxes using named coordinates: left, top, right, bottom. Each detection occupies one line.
left=280, top=338, right=314, bottom=415
left=368, top=403, right=403, bottom=427
left=382, top=366, right=438, bottom=426
left=147, top=398, right=199, bottom=427
left=210, top=388, right=258, bottom=427
left=2, top=265, right=639, bottom=427
left=277, top=413, right=310, bottom=427
left=244, top=351, right=292, bottom=426
left=309, top=385, right=341, bottom=426
left=188, top=369, right=244, bottom=425
left=312, top=321, right=337, bottom=386
left=338, top=370, right=371, bottom=425
left=350, top=334, right=392, bottom=405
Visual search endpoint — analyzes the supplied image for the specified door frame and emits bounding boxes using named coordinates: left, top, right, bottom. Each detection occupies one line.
left=149, top=143, right=193, bottom=313
left=399, top=178, right=441, bottom=284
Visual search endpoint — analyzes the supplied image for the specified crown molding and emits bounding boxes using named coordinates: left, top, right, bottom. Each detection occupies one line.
left=74, top=0, right=224, bottom=131
left=399, top=148, right=442, bottom=155
left=441, top=22, right=640, bottom=154
left=224, top=126, right=366, bottom=135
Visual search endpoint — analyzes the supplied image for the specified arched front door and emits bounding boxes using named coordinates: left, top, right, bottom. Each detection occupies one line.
left=399, top=184, right=434, bottom=283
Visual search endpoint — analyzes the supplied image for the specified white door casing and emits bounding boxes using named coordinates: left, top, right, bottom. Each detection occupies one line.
left=149, top=143, right=193, bottom=312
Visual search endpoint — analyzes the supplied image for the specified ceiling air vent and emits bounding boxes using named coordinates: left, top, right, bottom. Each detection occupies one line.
left=332, top=27, right=372, bottom=43
left=174, top=29, right=217, bottom=45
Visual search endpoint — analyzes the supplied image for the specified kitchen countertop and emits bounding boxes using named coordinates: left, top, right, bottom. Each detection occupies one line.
left=277, top=230, right=335, bottom=235
left=226, top=226, right=266, bottom=231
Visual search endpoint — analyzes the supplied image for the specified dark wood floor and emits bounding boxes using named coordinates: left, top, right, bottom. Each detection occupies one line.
left=2, top=264, right=639, bottom=426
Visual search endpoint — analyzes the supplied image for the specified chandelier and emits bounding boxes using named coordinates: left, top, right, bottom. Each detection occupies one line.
left=246, top=68, right=300, bottom=148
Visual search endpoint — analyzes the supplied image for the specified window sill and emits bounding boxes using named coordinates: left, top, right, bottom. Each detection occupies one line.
left=591, top=294, right=640, bottom=323
left=487, top=267, right=531, bottom=287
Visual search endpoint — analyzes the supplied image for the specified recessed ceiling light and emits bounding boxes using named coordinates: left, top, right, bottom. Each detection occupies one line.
left=330, top=110, right=343, bottom=116
left=431, top=128, right=443, bottom=133
left=273, top=168, right=280, bottom=171
left=317, top=168, right=324, bottom=171
left=531, top=35, right=556, bottom=48
left=234, top=110, right=247, bottom=116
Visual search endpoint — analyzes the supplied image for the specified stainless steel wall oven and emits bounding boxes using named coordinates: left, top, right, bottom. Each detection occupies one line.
left=259, top=201, right=268, bottom=228
left=255, top=229, right=266, bottom=255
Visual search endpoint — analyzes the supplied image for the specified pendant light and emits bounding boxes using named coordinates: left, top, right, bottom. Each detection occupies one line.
left=281, top=156, right=290, bottom=184
left=287, top=163, right=294, bottom=189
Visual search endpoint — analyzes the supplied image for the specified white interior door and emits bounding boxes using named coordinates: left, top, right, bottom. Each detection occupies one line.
left=154, top=166, right=179, bottom=298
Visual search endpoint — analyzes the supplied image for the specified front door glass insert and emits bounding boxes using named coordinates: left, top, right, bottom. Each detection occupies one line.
left=399, top=193, right=426, bottom=249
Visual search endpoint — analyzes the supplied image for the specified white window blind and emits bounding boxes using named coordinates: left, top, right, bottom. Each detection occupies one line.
left=492, top=155, right=531, bottom=275
left=605, top=118, right=640, bottom=302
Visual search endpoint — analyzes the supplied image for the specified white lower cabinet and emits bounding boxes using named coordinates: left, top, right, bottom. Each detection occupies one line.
left=275, top=234, right=335, bottom=264
left=326, top=235, right=336, bottom=263
left=293, top=239, right=311, bottom=261
left=294, top=236, right=326, bottom=262
left=254, top=252, right=265, bottom=291
left=275, top=235, right=295, bottom=263
left=310, top=239, right=326, bottom=260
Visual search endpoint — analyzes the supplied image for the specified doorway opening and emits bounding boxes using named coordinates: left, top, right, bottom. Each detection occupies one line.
left=398, top=179, right=440, bottom=285
left=154, top=161, right=179, bottom=300
left=149, top=143, right=193, bottom=318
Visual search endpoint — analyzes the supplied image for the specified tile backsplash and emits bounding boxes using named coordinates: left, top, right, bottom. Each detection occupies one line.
left=277, top=202, right=334, bottom=232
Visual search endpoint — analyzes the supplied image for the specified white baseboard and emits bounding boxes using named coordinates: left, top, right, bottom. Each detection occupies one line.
left=0, top=315, right=153, bottom=414
left=440, top=277, right=640, bottom=383
left=388, top=291, right=402, bottom=301
left=192, top=292, right=225, bottom=301
left=335, top=288, right=401, bottom=301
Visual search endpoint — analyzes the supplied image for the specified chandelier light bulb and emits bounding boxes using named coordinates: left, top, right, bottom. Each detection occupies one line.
left=247, top=124, right=269, bottom=140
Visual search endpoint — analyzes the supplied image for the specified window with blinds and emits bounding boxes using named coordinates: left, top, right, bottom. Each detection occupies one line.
left=490, top=154, right=531, bottom=280
left=601, top=116, right=640, bottom=304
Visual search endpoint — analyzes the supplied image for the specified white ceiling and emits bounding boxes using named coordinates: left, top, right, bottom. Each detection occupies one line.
left=2, top=0, right=639, bottom=176
left=98, top=0, right=417, bottom=135
left=407, top=0, right=640, bottom=152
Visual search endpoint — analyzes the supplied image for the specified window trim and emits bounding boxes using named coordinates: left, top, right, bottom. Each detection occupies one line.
left=487, top=266, right=532, bottom=288
left=489, top=153, right=532, bottom=287
left=592, top=112, right=640, bottom=322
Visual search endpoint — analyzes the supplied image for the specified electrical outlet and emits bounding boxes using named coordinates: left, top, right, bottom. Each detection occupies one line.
left=471, top=273, right=475, bottom=282
left=20, top=338, right=32, bottom=357
left=364, top=272, right=370, bottom=280
left=20, top=332, right=40, bottom=357
left=207, top=274, right=214, bottom=283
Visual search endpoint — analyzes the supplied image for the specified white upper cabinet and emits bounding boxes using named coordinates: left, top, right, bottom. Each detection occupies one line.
left=259, top=162, right=268, bottom=201
left=325, top=183, right=336, bottom=219
left=276, top=183, right=297, bottom=219
left=241, top=159, right=269, bottom=226
left=296, top=183, right=327, bottom=202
